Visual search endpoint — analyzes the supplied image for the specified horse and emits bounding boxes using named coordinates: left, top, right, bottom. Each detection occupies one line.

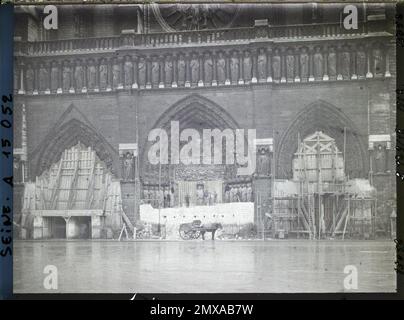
left=200, top=222, right=223, bottom=240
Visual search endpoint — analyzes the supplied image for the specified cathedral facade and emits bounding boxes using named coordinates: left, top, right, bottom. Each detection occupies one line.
left=13, top=3, right=396, bottom=240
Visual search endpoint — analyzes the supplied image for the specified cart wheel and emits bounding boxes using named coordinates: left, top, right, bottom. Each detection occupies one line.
left=179, top=225, right=191, bottom=240
left=191, top=230, right=201, bottom=239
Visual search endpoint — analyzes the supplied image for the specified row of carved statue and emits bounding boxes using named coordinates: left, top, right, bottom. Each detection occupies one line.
left=16, top=44, right=391, bottom=93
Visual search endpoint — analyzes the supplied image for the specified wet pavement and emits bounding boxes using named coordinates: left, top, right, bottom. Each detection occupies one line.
left=13, top=240, right=396, bottom=293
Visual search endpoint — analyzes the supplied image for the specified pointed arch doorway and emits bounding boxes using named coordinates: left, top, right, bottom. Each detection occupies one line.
left=140, top=94, right=250, bottom=208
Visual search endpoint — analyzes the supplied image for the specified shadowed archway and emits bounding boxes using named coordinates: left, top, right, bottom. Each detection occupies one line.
left=276, top=100, right=368, bottom=179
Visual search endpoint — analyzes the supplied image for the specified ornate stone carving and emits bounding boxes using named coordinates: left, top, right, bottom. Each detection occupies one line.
left=257, top=48, right=267, bottom=81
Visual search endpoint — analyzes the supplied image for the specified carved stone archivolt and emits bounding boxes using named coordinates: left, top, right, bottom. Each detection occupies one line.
left=16, top=41, right=391, bottom=94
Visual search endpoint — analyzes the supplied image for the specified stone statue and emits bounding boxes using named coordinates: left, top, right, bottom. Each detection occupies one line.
left=257, top=48, right=267, bottom=80
left=286, top=52, right=294, bottom=80
left=374, top=144, right=387, bottom=173
left=164, top=56, right=173, bottom=85
left=112, top=60, right=121, bottom=88
left=50, top=61, right=59, bottom=92
left=99, top=60, right=108, bottom=90
left=230, top=51, right=239, bottom=83
left=313, top=47, right=323, bottom=79
left=243, top=50, right=252, bottom=81
left=177, top=54, right=186, bottom=84
left=341, top=49, right=351, bottom=78
left=190, top=54, right=200, bottom=84
left=272, top=50, right=281, bottom=80
left=216, top=52, right=226, bottom=84
left=87, top=60, right=97, bottom=90
left=300, top=47, right=309, bottom=80
left=62, top=62, right=71, bottom=91
left=138, top=57, right=146, bottom=86
left=151, top=58, right=160, bottom=86
left=38, top=63, right=48, bottom=91
left=203, top=53, right=213, bottom=84
left=356, top=47, right=366, bottom=77
left=123, top=152, right=134, bottom=181
left=74, top=62, right=84, bottom=90
left=123, top=56, right=133, bottom=87
left=327, top=47, right=337, bottom=77
left=373, top=48, right=383, bottom=75
left=257, top=147, right=270, bottom=176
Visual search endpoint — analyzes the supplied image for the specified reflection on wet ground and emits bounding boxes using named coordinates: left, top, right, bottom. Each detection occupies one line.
left=14, top=240, right=396, bottom=293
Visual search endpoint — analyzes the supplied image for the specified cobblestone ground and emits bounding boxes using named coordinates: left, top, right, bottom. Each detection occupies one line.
left=13, top=240, right=396, bottom=293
